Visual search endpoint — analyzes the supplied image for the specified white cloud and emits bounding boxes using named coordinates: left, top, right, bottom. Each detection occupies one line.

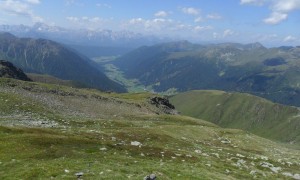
left=66, top=15, right=117, bottom=30
left=129, top=18, right=144, bottom=24
left=241, top=0, right=300, bottom=25
left=66, top=16, right=107, bottom=24
left=259, top=33, right=278, bottom=41
left=263, top=12, right=288, bottom=24
left=66, top=16, right=79, bottom=22
left=273, top=0, right=300, bottom=12
left=194, top=25, right=213, bottom=32
left=66, top=16, right=112, bottom=29
left=0, top=0, right=29, bottom=16
left=181, top=7, right=200, bottom=15
left=283, top=35, right=297, bottom=42
left=89, top=17, right=101, bottom=23
left=144, top=18, right=174, bottom=31
left=206, top=14, right=222, bottom=20
left=240, top=0, right=265, bottom=6
left=194, top=17, right=204, bottom=23
left=213, top=32, right=219, bottom=39
left=26, top=0, right=40, bottom=4
left=0, top=0, right=43, bottom=22
left=265, top=0, right=300, bottom=24
left=154, top=11, right=168, bottom=17
left=223, top=29, right=234, bottom=37
left=125, top=17, right=196, bottom=35
left=32, top=15, right=43, bottom=22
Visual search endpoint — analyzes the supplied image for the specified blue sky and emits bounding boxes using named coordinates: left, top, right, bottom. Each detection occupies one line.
left=0, top=0, right=300, bottom=46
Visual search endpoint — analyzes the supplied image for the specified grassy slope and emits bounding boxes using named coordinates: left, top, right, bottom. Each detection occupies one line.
left=0, top=78, right=300, bottom=179
left=27, top=73, right=88, bottom=88
left=170, top=90, right=300, bottom=144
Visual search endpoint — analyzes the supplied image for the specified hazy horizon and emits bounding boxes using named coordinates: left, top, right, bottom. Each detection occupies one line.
left=0, top=0, right=299, bottom=47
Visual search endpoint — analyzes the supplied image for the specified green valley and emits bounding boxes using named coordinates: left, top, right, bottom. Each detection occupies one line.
left=114, top=41, right=300, bottom=106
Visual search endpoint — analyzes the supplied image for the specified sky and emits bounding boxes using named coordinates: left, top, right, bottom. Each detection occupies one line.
left=0, top=0, right=300, bottom=46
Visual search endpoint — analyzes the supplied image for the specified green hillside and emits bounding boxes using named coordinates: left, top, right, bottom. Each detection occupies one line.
left=0, top=78, right=300, bottom=179
left=114, top=41, right=300, bottom=106
left=27, top=73, right=88, bottom=88
left=170, top=90, right=300, bottom=144
left=0, top=32, right=126, bottom=92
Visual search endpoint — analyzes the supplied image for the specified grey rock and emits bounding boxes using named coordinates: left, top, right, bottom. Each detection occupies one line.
left=75, top=172, right=84, bottom=178
left=144, top=173, right=156, bottom=180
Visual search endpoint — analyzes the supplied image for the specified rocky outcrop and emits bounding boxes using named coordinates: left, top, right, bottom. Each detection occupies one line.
left=0, top=60, right=31, bottom=81
left=150, top=96, right=178, bottom=115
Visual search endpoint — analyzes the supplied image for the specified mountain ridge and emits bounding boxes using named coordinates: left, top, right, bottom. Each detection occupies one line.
left=114, top=40, right=300, bottom=106
left=170, top=90, right=300, bottom=144
left=0, top=33, right=126, bottom=92
left=0, top=23, right=168, bottom=48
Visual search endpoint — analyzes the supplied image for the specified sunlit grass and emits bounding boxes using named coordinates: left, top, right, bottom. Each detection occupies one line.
left=0, top=78, right=299, bottom=179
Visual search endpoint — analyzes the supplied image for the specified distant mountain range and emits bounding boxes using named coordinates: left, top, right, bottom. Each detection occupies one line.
left=0, top=23, right=168, bottom=49
left=114, top=41, right=300, bottom=106
left=0, top=32, right=126, bottom=92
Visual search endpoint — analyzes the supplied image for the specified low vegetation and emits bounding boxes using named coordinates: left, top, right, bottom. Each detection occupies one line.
left=0, top=78, right=300, bottom=179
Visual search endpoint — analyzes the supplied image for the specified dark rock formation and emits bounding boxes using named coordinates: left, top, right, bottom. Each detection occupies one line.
left=150, top=96, right=177, bottom=114
left=0, top=60, right=31, bottom=81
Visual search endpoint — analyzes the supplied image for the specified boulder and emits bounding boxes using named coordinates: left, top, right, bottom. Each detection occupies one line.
left=75, top=172, right=84, bottom=178
left=144, top=174, right=156, bottom=180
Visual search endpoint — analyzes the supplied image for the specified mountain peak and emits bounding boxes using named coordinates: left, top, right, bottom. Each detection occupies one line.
left=0, top=23, right=167, bottom=47
left=154, top=40, right=197, bottom=52
left=245, top=42, right=265, bottom=49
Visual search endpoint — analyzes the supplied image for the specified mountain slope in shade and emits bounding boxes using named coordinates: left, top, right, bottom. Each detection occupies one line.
left=0, top=60, right=31, bottom=81
left=0, top=32, right=126, bottom=92
left=170, top=90, right=300, bottom=144
left=114, top=41, right=300, bottom=106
